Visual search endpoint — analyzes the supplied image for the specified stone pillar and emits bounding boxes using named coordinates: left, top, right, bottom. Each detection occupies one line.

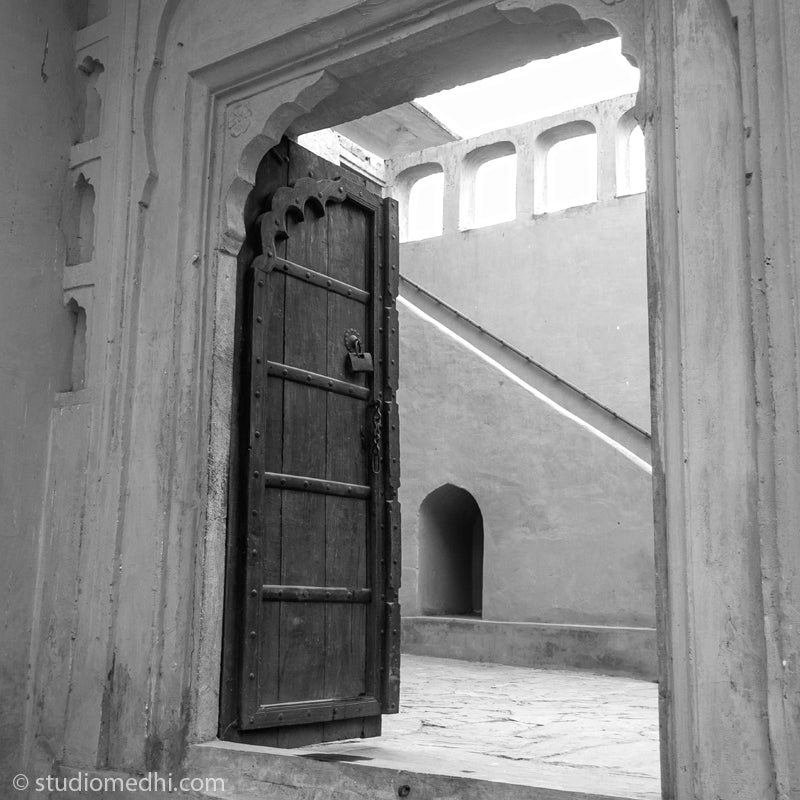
left=441, top=150, right=463, bottom=234
left=649, top=1, right=776, bottom=797
left=596, top=107, right=618, bottom=202
left=515, top=132, right=536, bottom=218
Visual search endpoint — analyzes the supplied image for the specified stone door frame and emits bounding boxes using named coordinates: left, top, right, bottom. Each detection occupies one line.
left=156, top=1, right=786, bottom=797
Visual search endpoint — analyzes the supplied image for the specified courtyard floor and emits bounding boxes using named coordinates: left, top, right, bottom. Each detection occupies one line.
left=299, top=654, right=662, bottom=799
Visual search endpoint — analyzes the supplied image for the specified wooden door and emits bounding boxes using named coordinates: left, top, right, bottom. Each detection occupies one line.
left=224, top=139, right=400, bottom=747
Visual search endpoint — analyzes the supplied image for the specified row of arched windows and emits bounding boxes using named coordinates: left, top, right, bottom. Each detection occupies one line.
left=401, top=118, right=645, bottom=242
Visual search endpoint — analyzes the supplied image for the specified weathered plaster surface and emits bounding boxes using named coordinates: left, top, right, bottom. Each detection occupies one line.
left=0, top=1, right=80, bottom=787
left=750, top=3, right=800, bottom=795
left=398, top=300, right=655, bottom=625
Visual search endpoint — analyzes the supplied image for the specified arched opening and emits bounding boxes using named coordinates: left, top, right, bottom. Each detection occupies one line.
left=395, top=162, right=445, bottom=242
left=406, top=170, right=444, bottom=241
left=626, top=125, right=645, bottom=194
left=76, top=57, right=104, bottom=144
left=540, top=122, right=598, bottom=212
left=616, top=109, right=646, bottom=196
left=460, top=141, right=517, bottom=229
left=66, top=173, right=95, bottom=265
left=472, top=151, right=517, bottom=228
left=419, top=484, right=484, bottom=617
left=59, top=299, right=87, bottom=393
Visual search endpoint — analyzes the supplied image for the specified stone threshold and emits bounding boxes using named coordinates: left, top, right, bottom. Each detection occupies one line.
left=184, top=739, right=652, bottom=800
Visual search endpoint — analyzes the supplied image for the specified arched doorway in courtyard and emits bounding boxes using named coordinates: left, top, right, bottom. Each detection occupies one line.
left=419, top=484, right=484, bottom=617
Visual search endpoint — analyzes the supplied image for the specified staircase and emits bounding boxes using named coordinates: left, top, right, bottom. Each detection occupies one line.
left=399, top=275, right=652, bottom=467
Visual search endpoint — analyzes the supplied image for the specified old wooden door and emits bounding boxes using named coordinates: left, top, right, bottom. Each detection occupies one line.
left=224, top=139, right=400, bottom=747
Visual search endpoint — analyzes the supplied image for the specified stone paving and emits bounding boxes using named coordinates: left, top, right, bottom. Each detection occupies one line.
left=302, top=654, right=662, bottom=799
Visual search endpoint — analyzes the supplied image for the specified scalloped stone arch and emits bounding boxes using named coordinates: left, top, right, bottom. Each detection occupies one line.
left=221, top=71, right=340, bottom=254
left=495, top=0, right=645, bottom=70
left=218, top=2, right=650, bottom=254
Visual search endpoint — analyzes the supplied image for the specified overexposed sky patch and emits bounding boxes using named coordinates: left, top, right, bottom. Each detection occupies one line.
left=416, top=39, right=639, bottom=138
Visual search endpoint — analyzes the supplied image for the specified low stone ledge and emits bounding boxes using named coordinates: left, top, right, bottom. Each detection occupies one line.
left=182, top=740, right=641, bottom=800
left=401, top=616, right=658, bottom=681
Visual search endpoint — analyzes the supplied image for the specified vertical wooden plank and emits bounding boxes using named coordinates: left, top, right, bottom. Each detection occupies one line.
left=324, top=198, right=370, bottom=707
left=277, top=202, right=328, bottom=747
left=275, top=492, right=326, bottom=705
left=327, top=200, right=368, bottom=288
left=225, top=141, right=289, bottom=741
left=323, top=497, right=368, bottom=699
left=234, top=139, right=292, bottom=734
left=253, top=241, right=288, bottom=713
left=255, top=487, right=282, bottom=709
left=326, top=201, right=369, bottom=392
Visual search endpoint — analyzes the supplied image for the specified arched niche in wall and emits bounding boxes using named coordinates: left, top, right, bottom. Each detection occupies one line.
left=616, top=109, right=646, bottom=197
left=460, top=141, right=517, bottom=230
left=76, top=56, right=105, bottom=144
left=419, top=484, right=484, bottom=617
left=66, top=173, right=96, bottom=266
left=58, top=298, right=87, bottom=393
left=536, top=119, right=597, bottom=213
left=394, top=162, right=444, bottom=242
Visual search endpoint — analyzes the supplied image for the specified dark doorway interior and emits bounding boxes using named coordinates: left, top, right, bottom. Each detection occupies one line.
left=419, top=484, right=484, bottom=616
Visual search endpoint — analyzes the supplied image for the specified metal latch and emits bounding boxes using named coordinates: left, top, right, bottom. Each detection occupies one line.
left=344, top=329, right=374, bottom=373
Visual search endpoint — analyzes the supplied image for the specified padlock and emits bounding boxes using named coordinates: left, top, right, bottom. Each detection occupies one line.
left=344, top=329, right=374, bottom=374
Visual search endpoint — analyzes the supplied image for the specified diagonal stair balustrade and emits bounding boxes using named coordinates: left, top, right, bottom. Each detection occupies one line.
left=399, top=274, right=652, bottom=469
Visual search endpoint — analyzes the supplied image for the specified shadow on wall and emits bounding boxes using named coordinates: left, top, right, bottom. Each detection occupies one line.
left=419, top=484, right=484, bottom=617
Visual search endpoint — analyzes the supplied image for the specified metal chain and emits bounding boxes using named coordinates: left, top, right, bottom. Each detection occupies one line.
left=372, top=393, right=383, bottom=475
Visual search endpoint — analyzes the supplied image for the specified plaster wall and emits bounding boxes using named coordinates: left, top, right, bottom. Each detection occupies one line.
left=0, top=2, right=81, bottom=785
left=401, top=198, right=648, bottom=428
left=397, top=300, right=655, bottom=626
left=390, top=98, right=650, bottom=430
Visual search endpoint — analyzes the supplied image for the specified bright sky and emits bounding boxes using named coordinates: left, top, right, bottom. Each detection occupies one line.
left=415, top=39, right=640, bottom=137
